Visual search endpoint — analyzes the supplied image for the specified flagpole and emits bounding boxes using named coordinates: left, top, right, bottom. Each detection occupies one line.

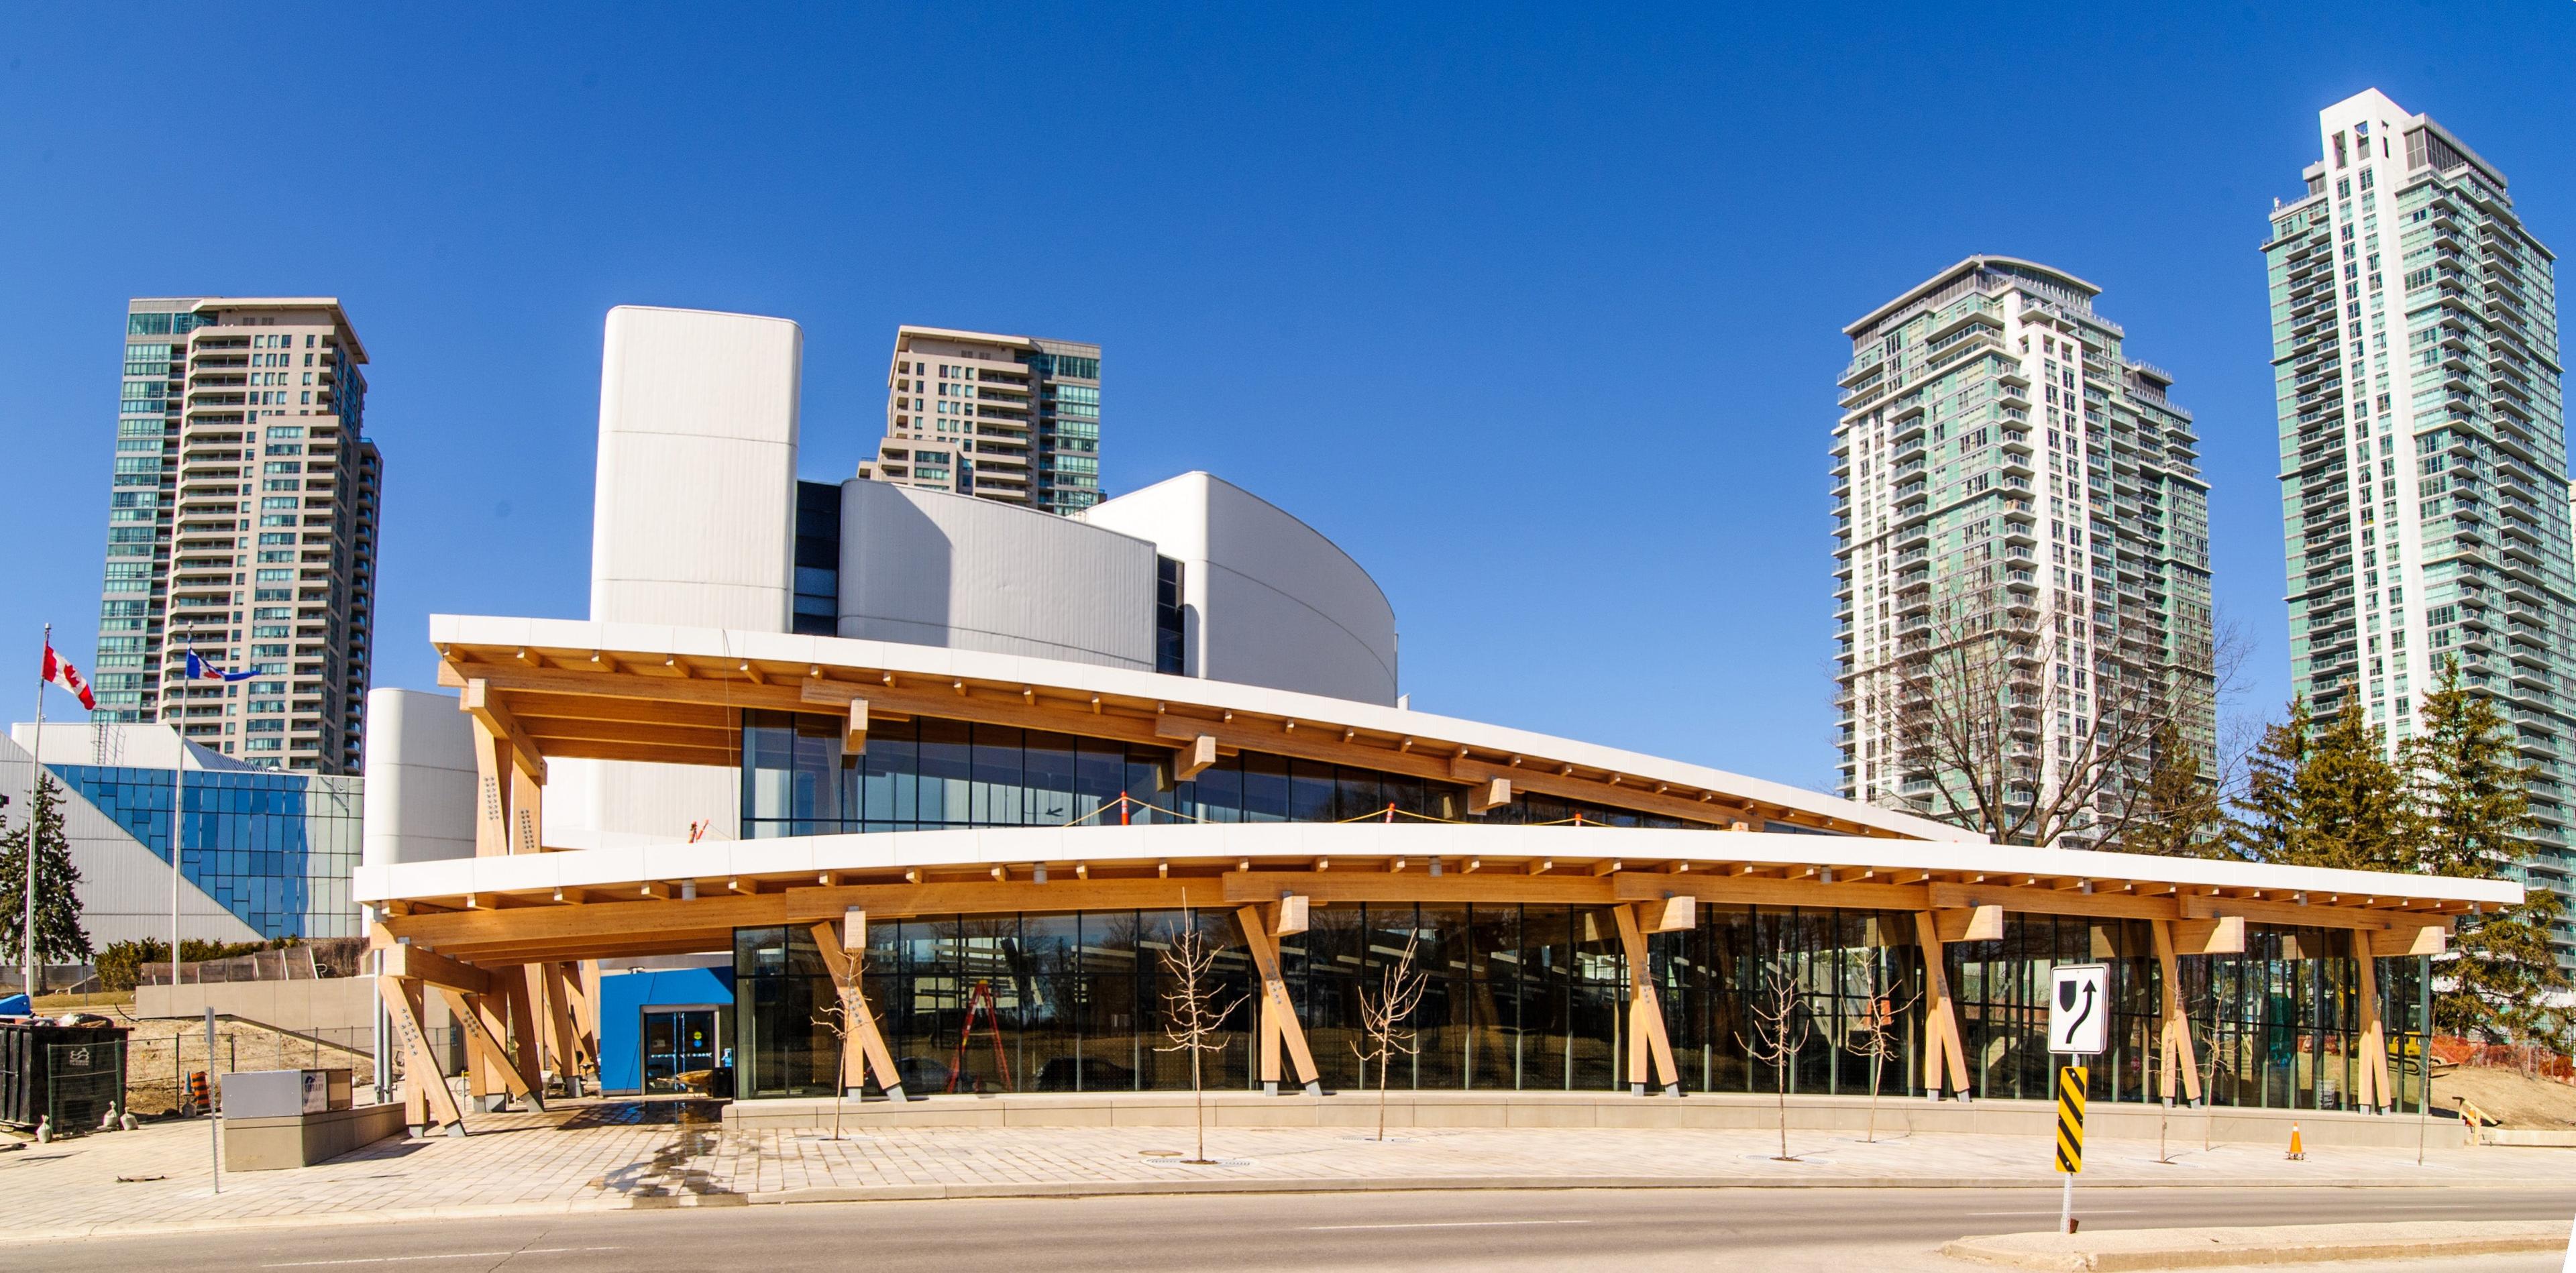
left=25, top=624, right=50, bottom=1003
left=172, top=698, right=186, bottom=1002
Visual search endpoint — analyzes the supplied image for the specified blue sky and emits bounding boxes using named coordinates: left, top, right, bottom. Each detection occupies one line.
left=3, top=3, right=2573, bottom=791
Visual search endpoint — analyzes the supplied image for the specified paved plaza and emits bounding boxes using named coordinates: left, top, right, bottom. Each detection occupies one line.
left=0, top=1098, right=2561, bottom=1243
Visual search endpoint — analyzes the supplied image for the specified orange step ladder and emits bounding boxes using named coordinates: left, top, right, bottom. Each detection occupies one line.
left=945, top=979, right=1014, bottom=1094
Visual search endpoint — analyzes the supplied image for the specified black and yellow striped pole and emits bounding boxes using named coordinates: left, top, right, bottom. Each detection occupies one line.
left=2055, top=1063, right=2087, bottom=1233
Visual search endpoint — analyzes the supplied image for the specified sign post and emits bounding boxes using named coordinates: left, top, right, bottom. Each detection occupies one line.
left=2048, top=963, right=2108, bottom=1235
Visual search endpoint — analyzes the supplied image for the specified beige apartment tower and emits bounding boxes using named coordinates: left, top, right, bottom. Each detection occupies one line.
left=92, top=297, right=382, bottom=774
left=861, top=325, right=1102, bottom=514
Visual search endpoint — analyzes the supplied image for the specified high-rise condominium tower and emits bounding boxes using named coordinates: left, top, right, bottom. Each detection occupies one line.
left=2264, top=89, right=2572, bottom=964
left=1833, top=258, right=2214, bottom=848
left=861, top=325, right=1102, bottom=514
left=92, top=298, right=381, bottom=774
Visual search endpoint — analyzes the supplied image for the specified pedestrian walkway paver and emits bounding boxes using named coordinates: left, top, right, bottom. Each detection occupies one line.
left=0, top=1099, right=2557, bottom=1243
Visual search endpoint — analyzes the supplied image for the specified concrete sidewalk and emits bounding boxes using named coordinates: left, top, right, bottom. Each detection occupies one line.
left=1, top=1101, right=2564, bottom=1243
left=1945, top=1220, right=2573, bottom=1270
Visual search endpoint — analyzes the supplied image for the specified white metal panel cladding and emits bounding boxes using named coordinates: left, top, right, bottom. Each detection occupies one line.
left=1083, top=472, right=1398, bottom=706
left=837, top=480, right=1156, bottom=669
left=590, top=306, right=802, bottom=632
left=362, top=689, right=476, bottom=868
left=0, top=737, right=262, bottom=946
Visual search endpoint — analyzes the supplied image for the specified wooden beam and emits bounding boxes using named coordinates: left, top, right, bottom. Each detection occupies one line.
left=2172, top=916, right=2248, bottom=955
left=388, top=878, right=1208, bottom=954
left=460, top=679, right=547, bottom=782
left=380, top=975, right=466, bottom=1135
left=1236, top=905, right=1322, bottom=1093
left=1467, top=776, right=1511, bottom=814
left=1175, top=733, right=1218, bottom=783
left=1610, top=903, right=1681, bottom=1093
left=380, top=942, right=492, bottom=996
left=1275, top=893, right=1310, bottom=936
left=2368, top=924, right=2449, bottom=957
left=2180, top=892, right=2439, bottom=932
left=1933, top=903, right=2005, bottom=944
left=1928, top=881, right=2178, bottom=923
left=1644, top=894, right=1695, bottom=933
left=1220, top=871, right=1613, bottom=907
left=1911, top=910, right=1973, bottom=1098
left=1611, top=871, right=1929, bottom=912
left=451, top=657, right=1896, bottom=836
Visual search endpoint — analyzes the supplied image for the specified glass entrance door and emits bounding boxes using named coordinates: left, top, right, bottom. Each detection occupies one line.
left=643, top=1008, right=719, bottom=1093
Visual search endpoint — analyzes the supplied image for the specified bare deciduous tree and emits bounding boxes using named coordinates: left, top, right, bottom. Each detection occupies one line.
left=810, top=977, right=866, bottom=1142
left=1736, top=962, right=1815, bottom=1162
left=2193, top=1018, right=2239, bottom=1153
left=1350, top=930, right=1429, bottom=1143
left=1870, top=596, right=2245, bottom=853
left=1835, top=955, right=1919, bottom=1145
left=1155, top=914, right=1248, bottom=1165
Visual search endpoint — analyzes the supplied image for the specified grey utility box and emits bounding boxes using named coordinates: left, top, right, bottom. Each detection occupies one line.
left=221, top=1068, right=354, bottom=1119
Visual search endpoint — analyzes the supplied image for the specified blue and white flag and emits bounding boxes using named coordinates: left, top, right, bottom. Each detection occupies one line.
left=185, top=650, right=258, bottom=683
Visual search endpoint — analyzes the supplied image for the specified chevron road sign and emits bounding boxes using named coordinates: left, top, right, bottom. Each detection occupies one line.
left=2049, top=962, right=2109, bottom=1056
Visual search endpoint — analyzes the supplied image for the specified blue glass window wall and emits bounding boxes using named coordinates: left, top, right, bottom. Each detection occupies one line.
left=46, top=763, right=363, bottom=939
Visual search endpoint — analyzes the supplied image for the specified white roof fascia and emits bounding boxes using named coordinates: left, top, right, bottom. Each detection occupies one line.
left=352, top=822, right=2523, bottom=909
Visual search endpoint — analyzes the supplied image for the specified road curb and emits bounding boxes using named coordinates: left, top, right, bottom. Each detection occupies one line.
left=1941, top=1219, right=2571, bottom=1270
left=0, top=1173, right=2534, bottom=1244
left=745, top=1172, right=2524, bottom=1206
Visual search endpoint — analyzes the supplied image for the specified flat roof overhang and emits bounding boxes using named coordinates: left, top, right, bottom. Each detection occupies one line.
left=364, top=822, right=2516, bottom=968
left=427, top=614, right=1977, bottom=843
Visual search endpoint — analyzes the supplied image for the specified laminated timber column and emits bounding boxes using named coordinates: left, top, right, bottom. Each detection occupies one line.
left=1610, top=903, right=1682, bottom=1097
left=2149, top=920, right=2204, bottom=1106
left=461, top=679, right=546, bottom=859
left=1911, top=911, right=1974, bottom=1100
left=2350, top=930, right=2390, bottom=1113
left=1236, top=903, right=1321, bottom=1096
left=380, top=974, right=466, bottom=1136
left=810, top=918, right=907, bottom=1101
left=435, top=985, right=545, bottom=1112
left=540, top=962, right=588, bottom=1095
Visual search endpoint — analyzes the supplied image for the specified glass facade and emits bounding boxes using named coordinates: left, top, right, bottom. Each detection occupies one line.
left=740, top=711, right=1713, bottom=838
left=728, top=903, right=2430, bottom=1113
left=792, top=481, right=841, bottom=638
left=46, top=762, right=364, bottom=939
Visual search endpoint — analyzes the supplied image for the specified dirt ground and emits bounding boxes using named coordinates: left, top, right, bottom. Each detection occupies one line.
left=2435, top=1063, right=2576, bottom=1129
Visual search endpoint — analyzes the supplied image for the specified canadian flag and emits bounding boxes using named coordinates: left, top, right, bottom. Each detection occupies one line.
left=42, top=641, right=96, bottom=711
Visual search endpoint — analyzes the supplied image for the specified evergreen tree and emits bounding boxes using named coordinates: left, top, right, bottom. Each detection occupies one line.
left=0, top=771, right=93, bottom=968
left=2405, top=657, right=2571, bottom=1042
left=2118, top=718, right=2226, bottom=858
left=2290, top=698, right=2416, bottom=872
left=2226, top=696, right=2313, bottom=864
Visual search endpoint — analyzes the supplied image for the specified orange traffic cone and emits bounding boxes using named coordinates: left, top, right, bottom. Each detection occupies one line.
left=2286, top=1121, right=2306, bottom=1160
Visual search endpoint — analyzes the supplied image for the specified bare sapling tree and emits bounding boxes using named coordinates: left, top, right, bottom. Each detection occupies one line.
left=1736, top=961, right=1816, bottom=1162
left=1155, top=914, right=1248, bottom=1165
left=2194, top=1019, right=2238, bottom=1153
left=810, top=977, right=865, bottom=1141
left=1835, top=955, right=1919, bottom=1145
left=1350, top=930, right=1429, bottom=1142
left=1883, top=595, right=2244, bottom=852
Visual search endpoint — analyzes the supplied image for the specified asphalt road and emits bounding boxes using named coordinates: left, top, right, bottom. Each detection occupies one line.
left=13, top=1186, right=2573, bottom=1272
